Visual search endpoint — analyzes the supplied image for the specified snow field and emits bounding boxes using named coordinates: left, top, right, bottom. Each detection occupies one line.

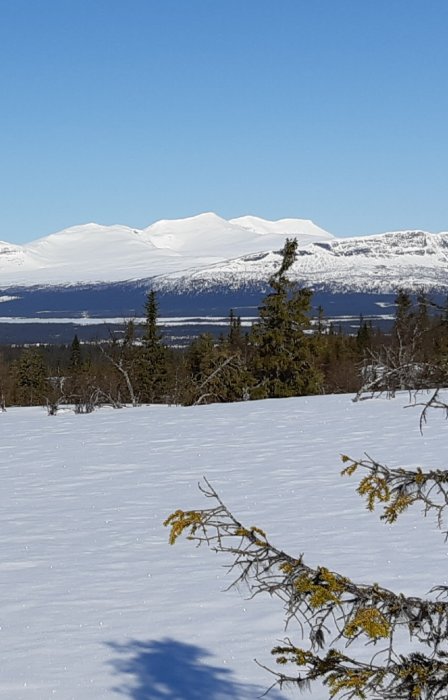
left=0, top=393, right=446, bottom=698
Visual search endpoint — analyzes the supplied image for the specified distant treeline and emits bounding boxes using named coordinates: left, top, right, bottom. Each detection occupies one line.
left=1, top=241, right=448, bottom=411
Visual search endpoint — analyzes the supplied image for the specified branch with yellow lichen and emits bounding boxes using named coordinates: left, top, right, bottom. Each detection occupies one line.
left=341, top=454, right=448, bottom=535
left=164, top=478, right=448, bottom=699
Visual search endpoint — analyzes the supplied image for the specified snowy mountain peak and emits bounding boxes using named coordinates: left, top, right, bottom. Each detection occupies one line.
left=1, top=215, right=446, bottom=294
left=0, top=213, right=333, bottom=287
left=229, top=215, right=333, bottom=239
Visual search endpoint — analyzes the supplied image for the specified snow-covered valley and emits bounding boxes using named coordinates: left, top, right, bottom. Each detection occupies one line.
left=1, top=393, right=446, bottom=699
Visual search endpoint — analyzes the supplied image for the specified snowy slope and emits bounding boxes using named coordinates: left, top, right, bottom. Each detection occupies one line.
left=0, top=214, right=332, bottom=287
left=229, top=215, right=331, bottom=238
left=2, top=215, right=447, bottom=295
left=156, top=229, right=448, bottom=294
left=1, top=394, right=446, bottom=699
left=143, top=212, right=332, bottom=254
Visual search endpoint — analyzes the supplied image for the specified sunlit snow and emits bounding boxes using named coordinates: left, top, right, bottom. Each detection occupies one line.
left=0, top=213, right=332, bottom=288
left=1, top=393, right=446, bottom=698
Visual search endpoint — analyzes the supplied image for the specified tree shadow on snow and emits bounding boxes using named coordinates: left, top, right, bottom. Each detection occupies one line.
left=107, top=638, right=288, bottom=700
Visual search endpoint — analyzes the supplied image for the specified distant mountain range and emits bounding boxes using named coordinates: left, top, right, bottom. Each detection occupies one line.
left=156, top=229, right=448, bottom=295
left=0, top=213, right=332, bottom=287
left=0, top=213, right=447, bottom=343
left=1, top=213, right=447, bottom=294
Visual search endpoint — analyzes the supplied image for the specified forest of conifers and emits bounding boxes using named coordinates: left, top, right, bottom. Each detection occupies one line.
left=1, top=240, right=447, bottom=411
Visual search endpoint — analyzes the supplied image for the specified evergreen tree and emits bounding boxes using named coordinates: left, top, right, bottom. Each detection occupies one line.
left=136, top=291, right=168, bottom=403
left=316, top=304, right=326, bottom=336
left=142, top=291, right=162, bottom=349
left=13, top=347, right=49, bottom=405
left=249, top=238, right=322, bottom=398
left=69, top=334, right=83, bottom=370
left=227, top=309, right=245, bottom=353
left=356, top=315, right=373, bottom=356
left=123, top=319, right=136, bottom=346
left=184, top=332, right=252, bottom=405
left=186, top=333, right=216, bottom=382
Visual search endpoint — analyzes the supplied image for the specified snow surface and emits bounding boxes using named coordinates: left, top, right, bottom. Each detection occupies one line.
left=156, top=230, right=448, bottom=295
left=228, top=216, right=331, bottom=238
left=0, top=213, right=332, bottom=288
left=1, top=393, right=446, bottom=699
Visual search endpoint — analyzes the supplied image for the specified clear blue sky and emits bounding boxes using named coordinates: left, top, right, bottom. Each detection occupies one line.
left=1, top=0, right=448, bottom=242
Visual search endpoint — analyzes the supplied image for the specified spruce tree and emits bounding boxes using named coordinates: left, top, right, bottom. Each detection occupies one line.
left=142, top=291, right=162, bottom=349
left=249, top=238, right=322, bottom=398
left=69, top=334, right=83, bottom=371
left=13, top=348, right=49, bottom=405
left=227, top=309, right=245, bottom=353
left=136, top=290, right=168, bottom=403
left=356, top=316, right=373, bottom=356
left=184, top=331, right=252, bottom=405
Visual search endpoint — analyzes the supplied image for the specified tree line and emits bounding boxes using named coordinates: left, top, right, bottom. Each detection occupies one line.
left=1, top=239, right=448, bottom=411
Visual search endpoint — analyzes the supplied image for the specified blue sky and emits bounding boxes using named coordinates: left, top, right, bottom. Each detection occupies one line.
left=1, top=0, right=448, bottom=242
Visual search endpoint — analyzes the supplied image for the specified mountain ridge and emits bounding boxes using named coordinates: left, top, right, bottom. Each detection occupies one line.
left=0, top=212, right=332, bottom=287
left=1, top=215, right=448, bottom=302
left=153, top=229, right=448, bottom=295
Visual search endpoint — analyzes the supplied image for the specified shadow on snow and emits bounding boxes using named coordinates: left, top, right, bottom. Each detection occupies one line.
left=107, top=638, right=288, bottom=700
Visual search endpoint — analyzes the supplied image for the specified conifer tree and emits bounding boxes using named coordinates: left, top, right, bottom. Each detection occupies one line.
left=136, top=290, right=168, bottom=403
left=355, top=290, right=438, bottom=400
left=227, top=309, right=245, bottom=353
left=65, top=334, right=99, bottom=410
left=356, top=315, right=373, bottom=356
left=69, top=334, right=83, bottom=370
left=249, top=238, right=322, bottom=398
left=142, top=291, right=162, bottom=349
left=316, top=304, right=326, bottom=336
left=13, top=347, right=49, bottom=405
left=184, top=332, right=250, bottom=405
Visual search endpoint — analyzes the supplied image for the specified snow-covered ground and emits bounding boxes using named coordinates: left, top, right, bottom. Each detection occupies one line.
left=1, top=393, right=446, bottom=699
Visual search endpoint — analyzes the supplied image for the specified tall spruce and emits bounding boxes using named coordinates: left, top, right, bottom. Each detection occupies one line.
left=137, top=290, right=168, bottom=403
left=249, top=238, right=322, bottom=398
left=69, top=334, right=83, bottom=370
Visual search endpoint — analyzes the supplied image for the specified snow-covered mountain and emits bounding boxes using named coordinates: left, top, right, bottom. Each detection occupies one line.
left=2, top=216, right=448, bottom=343
left=1, top=215, right=448, bottom=295
left=0, top=213, right=332, bottom=287
left=154, top=229, right=448, bottom=295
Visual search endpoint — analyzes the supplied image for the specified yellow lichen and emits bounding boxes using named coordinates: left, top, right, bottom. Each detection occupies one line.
left=382, top=493, right=415, bottom=523
left=357, top=474, right=390, bottom=511
left=271, top=645, right=313, bottom=667
left=235, top=525, right=268, bottom=546
left=163, top=509, right=203, bottom=545
left=294, top=568, right=348, bottom=608
left=340, top=455, right=359, bottom=477
left=344, top=607, right=390, bottom=640
left=235, top=527, right=251, bottom=538
left=414, top=468, right=426, bottom=486
left=328, top=669, right=373, bottom=698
